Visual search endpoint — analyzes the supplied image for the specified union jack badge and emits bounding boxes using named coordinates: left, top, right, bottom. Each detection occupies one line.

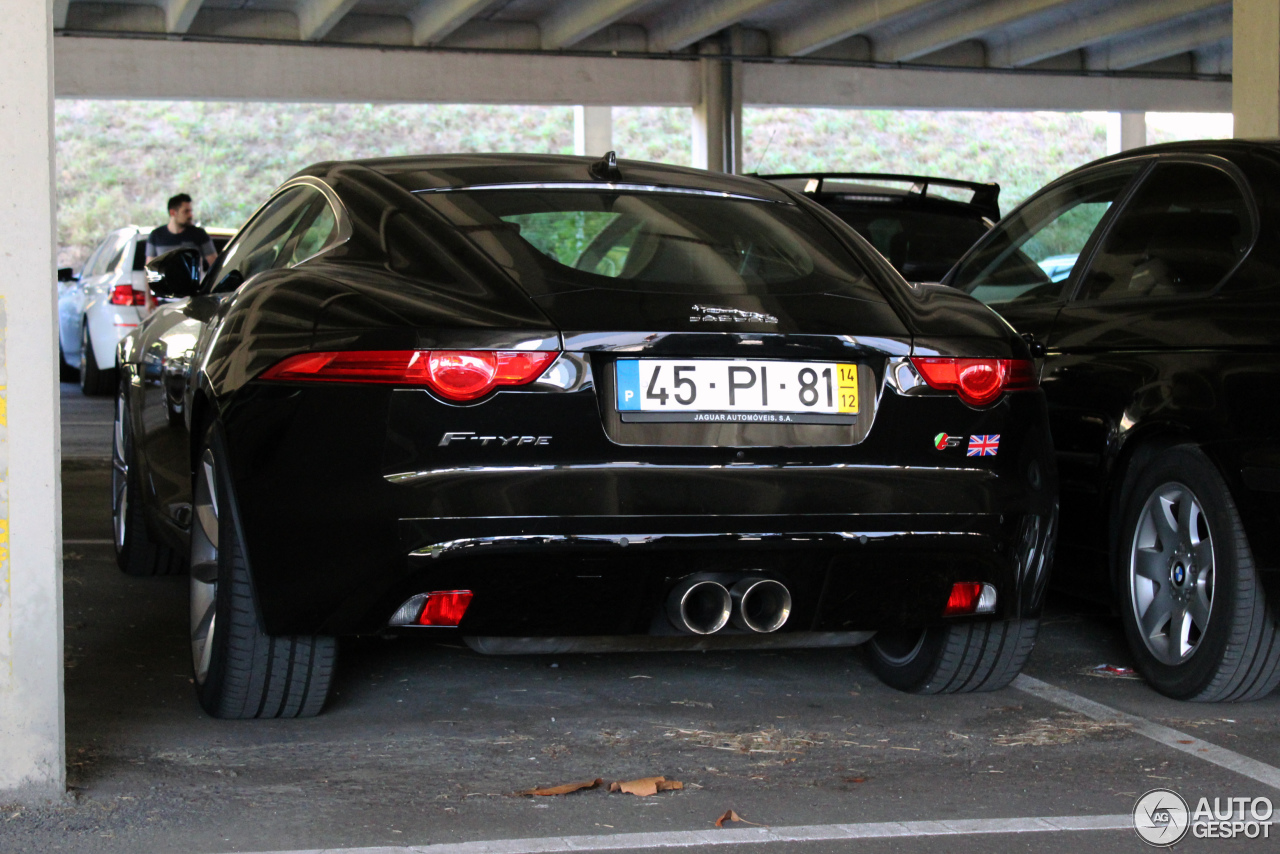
left=967, top=435, right=1000, bottom=456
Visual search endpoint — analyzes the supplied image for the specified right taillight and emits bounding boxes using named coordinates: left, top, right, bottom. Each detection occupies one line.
left=909, top=357, right=1037, bottom=406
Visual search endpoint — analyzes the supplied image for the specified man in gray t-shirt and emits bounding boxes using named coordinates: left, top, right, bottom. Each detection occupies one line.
left=146, top=193, right=217, bottom=267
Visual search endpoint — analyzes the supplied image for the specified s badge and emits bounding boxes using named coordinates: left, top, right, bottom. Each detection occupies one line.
left=934, top=433, right=963, bottom=450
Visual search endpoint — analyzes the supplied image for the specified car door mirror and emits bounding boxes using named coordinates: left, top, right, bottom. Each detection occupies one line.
left=57, top=267, right=76, bottom=283
left=146, top=248, right=203, bottom=299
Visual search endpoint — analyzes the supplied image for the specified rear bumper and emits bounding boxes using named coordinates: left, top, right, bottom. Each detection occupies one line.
left=220, top=381, right=1057, bottom=637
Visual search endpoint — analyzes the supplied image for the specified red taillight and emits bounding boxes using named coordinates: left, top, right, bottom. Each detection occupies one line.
left=418, top=590, right=473, bottom=627
left=259, top=350, right=559, bottom=401
left=909, top=357, right=1037, bottom=406
left=943, top=582, right=997, bottom=616
left=110, top=285, right=146, bottom=306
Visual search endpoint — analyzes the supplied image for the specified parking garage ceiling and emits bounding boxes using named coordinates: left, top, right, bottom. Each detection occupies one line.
left=56, top=0, right=1233, bottom=77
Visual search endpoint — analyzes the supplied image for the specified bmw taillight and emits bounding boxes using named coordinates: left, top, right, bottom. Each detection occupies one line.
left=909, top=357, right=1036, bottom=406
left=110, top=285, right=146, bottom=306
left=259, top=350, right=559, bottom=401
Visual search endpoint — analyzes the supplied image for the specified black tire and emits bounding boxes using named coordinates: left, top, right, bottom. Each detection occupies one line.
left=113, top=382, right=184, bottom=577
left=867, top=618, right=1039, bottom=694
left=79, top=323, right=117, bottom=396
left=59, top=343, right=79, bottom=382
left=1117, top=445, right=1280, bottom=702
left=191, top=426, right=336, bottom=719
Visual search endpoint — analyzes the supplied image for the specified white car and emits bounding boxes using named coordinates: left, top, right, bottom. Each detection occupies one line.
left=58, top=226, right=233, bottom=394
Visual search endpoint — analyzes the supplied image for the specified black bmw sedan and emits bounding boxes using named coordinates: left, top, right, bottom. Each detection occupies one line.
left=119, top=153, right=1056, bottom=718
left=945, top=140, right=1280, bottom=702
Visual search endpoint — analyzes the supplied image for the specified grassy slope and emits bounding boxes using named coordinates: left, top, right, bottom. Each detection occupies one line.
left=58, top=102, right=1149, bottom=267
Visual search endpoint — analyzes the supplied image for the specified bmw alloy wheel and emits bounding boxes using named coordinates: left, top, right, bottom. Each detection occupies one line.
left=190, top=448, right=220, bottom=685
left=1128, top=482, right=1215, bottom=666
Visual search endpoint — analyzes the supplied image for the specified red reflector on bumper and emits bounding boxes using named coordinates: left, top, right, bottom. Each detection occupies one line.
left=943, top=582, right=997, bottom=617
left=418, top=590, right=473, bottom=627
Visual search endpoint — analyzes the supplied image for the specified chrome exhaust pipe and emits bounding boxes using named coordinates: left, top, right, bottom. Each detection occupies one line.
left=667, top=579, right=732, bottom=635
left=731, top=578, right=792, bottom=633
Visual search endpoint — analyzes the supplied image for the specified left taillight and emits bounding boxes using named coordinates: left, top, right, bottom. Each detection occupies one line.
left=110, top=285, right=146, bottom=306
left=259, top=350, right=559, bottom=401
left=909, top=357, right=1037, bottom=407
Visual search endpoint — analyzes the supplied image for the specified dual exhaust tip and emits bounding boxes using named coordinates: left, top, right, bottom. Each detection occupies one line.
left=667, top=577, right=792, bottom=635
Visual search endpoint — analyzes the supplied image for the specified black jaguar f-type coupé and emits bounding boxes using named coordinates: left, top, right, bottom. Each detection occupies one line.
left=121, top=153, right=1056, bottom=718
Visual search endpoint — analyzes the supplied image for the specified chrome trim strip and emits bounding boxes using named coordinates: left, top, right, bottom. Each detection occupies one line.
left=275, top=175, right=354, bottom=265
left=386, top=461, right=992, bottom=485
left=409, top=530, right=984, bottom=558
left=414, top=182, right=780, bottom=203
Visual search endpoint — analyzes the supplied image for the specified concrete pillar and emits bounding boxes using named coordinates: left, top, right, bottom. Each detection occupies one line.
left=1106, top=112, right=1147, bottom=154
left=1233, top=0, right=1280, bottom=137
left=691, top=38, right=743, bottom=173
left=573, top=106, right=613, bottom=157
left=0, top=0, right=66, bottom=805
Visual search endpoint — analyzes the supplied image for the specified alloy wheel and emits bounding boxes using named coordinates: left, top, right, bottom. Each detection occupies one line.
left=190, top=448, right=220, bottom=685
left=1129, top=482, right=1215, bottom=665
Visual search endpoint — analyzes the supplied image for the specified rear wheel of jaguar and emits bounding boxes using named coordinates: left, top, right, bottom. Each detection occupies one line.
left=1118, top=446, right=1280, bottom=701
left=79, top=323, right=116, bottom=396
left=867, top=618, right=1039, bottom=694
left=191, top=426, right=336, bottom=718
left=113, top=381, right=183, bottom=576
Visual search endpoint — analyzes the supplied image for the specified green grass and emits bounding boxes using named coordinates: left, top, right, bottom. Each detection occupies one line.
left=56, top=101, right=1139, bottom=267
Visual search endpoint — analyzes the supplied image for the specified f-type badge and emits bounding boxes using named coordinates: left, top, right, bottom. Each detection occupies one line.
left=439, top=432, right=551, bottom=447
left=689, top=304, right=779, bottom=324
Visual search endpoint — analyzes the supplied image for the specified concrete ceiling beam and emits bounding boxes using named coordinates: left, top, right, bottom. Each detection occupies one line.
left=297, top=0, right=361, bottom=41
left=873, top=0, right=1068, bottom=63
left=409, top=0, right=496, bottom=47
left=770, top=0, right=939, bottom=57
left=164, top=0, right=205, bottom=34
left=1001, top=0, right=1228, bottom=67
left=1087, top=9, right=1232, bottom=70
left=540, top=0, right=653, bottom=50
left=648, top=0, right=779, bottom=52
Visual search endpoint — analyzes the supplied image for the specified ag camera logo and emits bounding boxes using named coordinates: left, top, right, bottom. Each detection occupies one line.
left=1133, top=789, right=1190, bottom=846
left=1134, top=789, right=1275, bottom=845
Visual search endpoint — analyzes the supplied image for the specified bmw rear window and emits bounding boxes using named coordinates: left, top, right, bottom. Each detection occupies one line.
left=418, top=189, right=874, bottom=297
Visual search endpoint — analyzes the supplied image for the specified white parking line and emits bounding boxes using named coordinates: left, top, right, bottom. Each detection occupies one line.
left=216, top=814, right=1132, bottom=854
left=1015, top=674, right=1280, bottom=791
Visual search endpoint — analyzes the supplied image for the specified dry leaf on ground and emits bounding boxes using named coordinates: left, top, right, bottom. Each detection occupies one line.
left=716, top=809, right=763, bottom=828
left=517, top=778, right=603, bottom=796
left=609, top=776, right=683, bottom=796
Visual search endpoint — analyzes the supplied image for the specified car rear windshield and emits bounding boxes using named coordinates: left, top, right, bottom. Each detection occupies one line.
left=829, top=207, right=989, bottom=283
left=418, top=189, right=873, bottom=297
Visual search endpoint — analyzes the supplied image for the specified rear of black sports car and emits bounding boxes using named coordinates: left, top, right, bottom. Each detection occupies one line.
left=131, top=155, right=1057, bottom=715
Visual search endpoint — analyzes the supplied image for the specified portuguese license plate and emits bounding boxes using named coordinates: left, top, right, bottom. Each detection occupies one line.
left=615, top=359, right=859, bottom=424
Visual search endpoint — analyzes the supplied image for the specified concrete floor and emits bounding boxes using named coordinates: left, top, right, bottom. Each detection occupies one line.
left=1, top=384, right=1276, bottom=853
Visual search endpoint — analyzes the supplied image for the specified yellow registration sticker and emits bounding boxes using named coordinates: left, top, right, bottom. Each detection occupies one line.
left=837, top=364, right=859, bottom=413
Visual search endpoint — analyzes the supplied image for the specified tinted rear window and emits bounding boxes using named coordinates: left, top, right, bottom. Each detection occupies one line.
left=419, top=190, right=872, bottom=297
